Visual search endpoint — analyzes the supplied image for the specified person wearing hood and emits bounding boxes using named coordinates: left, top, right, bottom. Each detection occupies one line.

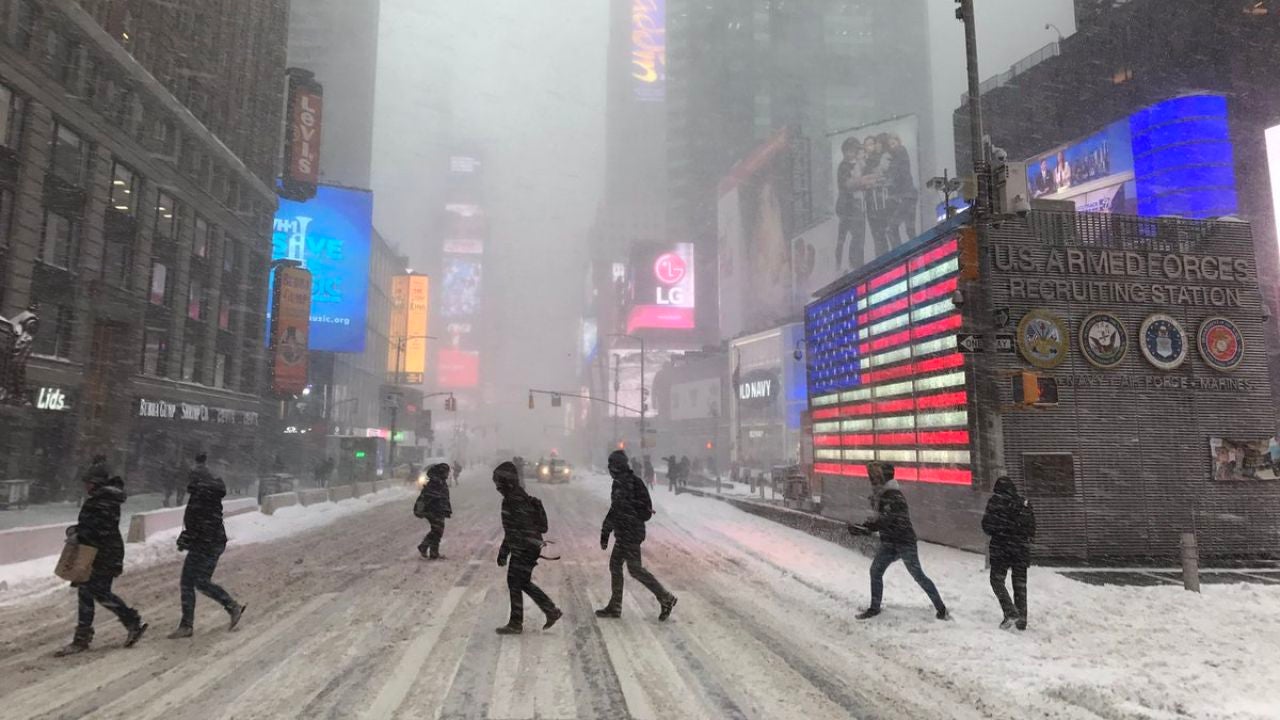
left=597, top=450, right=677, bottom=621
left=415, top=463, right=454, bottom=559
left=493, top=462, right=562, bottom=634
left=854, top=462, right=948, bottom=621
left=168, top=453, right=245, bottom=639
left=982, top=476, right=1036, bottom=630
left=55, top=458, right=147, bottom=656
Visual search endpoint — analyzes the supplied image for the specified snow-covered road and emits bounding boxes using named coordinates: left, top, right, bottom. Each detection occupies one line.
left=1, top=472, right=1276, bottom=719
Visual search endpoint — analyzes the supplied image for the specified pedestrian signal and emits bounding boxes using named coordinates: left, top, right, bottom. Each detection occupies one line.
left=528, top=392, right=535, bottom=410
left=1013, top=371, right=1059, bottom=407
left=551, top=394, right=562, bottom=408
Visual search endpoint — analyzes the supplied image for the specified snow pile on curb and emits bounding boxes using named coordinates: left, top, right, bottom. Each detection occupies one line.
left=586, top=475, right=1280, bottom=719
left=0, top=486, right=413, bottom=607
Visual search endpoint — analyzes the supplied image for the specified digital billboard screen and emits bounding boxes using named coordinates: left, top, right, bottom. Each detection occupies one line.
left=270, top=185, right=373, bottom=352
left=806, top=235, right=971, bottom=486
left=631, top=0, right=665, bottom=102
left=438, top=348, right=479, bottom=389
left=626, top=242, right=695, bottom=333
left=442, top=258, right=483, bottom=318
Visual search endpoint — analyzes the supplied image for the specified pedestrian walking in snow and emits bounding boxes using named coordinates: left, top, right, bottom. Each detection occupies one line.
left=643, top=456, right=656, bottom=489
left=665, top=455, right=677, bottom=492
left=853, top=462, right=948, bottom=621
left=451, top=460, right=462, bottom=486
left=982, top=476, right=1035, bottom=630
left=55, top=463, right=148, bottom=656
left=415, top=463, right=453, bottom=559
left=493, top=462, right=562, bottom=634
left=168, top=454, right=246, bottom=639
left=596, top=450, right=677, bottom=621
left=679, top=455, right=691, bottom=489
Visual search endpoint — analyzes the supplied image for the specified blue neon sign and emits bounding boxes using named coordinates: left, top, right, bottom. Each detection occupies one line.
left=269, top=186, right=373, bottom=352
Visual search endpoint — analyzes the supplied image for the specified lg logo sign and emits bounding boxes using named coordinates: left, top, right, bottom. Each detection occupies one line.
left=654, top=252, right=688, bottom=305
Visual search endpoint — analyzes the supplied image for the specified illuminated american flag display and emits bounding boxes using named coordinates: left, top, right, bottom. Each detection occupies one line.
left=805, top=235, right=972, bottom=486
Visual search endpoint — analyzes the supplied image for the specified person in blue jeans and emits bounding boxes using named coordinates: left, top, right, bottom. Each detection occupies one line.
left=854, top=462, right=948, bottom=621
left=168, top=454, right=245, bottom=638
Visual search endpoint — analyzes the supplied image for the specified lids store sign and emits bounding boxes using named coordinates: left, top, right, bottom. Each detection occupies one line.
left=34, top=386, right=71, bottom=412
left=137, top=398, right=259, bottom=426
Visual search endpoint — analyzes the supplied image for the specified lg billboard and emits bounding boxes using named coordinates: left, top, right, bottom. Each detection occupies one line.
left=626, top=242, right=695, bottom=334
left=269, top=185, right=373, bottom=353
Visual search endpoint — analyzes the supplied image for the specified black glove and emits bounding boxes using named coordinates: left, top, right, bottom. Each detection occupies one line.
left=177, top=531, right=190, bottom=552
left=497, top=555, right=507, bottom=567
left=600, top=536, right=609, bottom=551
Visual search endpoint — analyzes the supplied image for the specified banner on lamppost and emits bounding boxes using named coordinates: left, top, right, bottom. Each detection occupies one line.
left=270, top=263, right=312, bottom=396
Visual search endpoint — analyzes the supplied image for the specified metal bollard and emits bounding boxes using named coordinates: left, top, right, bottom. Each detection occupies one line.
left=1180, top=532, right=1200, bottom=593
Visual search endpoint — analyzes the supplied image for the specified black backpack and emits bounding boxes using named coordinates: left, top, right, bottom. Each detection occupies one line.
left=528, top=494, right=549, bottom=535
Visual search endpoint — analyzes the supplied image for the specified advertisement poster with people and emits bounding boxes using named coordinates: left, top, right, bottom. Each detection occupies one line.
left=789, top=115, right=921, bottom=306
left=717, top=128, right=794, bottom=340
left=1211, top=437, right=1280, bottom=482
left=1025, top=118, right=1136, bottom=214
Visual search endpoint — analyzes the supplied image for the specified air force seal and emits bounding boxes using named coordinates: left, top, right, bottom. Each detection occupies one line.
left=1139, top=314, right=1187, bottom=371
left=1080, top=312, right=1128, bottom=369
left=1198, top=317, right=1244, bottom=372
left=1016, top=309, right=1068, bottom=369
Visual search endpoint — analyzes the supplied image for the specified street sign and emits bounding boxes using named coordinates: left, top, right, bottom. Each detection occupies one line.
left=994, top=334, right=1015, bottom=354
left=957, top=333, right=983, bottom=353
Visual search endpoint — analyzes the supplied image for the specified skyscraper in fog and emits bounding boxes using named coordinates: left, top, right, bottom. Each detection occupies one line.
left=287, top=0, right=380, bottom=188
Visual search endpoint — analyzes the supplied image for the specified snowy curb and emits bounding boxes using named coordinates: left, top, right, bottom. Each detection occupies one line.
left=0, top=485, right=413, bottom=606
left=676, top=486, right=878, bottom=556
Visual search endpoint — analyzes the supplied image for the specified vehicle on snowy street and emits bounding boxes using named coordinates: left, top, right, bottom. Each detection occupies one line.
left=536, top=458, right=573, bottom=484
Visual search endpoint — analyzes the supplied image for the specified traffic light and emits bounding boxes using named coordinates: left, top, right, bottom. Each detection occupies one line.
left=551, top=393, right=562, bottom=408
left=444, top=396, right=456, bottom=412
left=1013, top=371, right=1059, bottom=407
left=528, top=391, right=535, bottom=410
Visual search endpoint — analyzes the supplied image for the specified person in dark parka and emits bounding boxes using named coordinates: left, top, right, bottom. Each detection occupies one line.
left=55, top=461, right=147, bottom=656
left=415, top=463, right=453, bottom=559
left=855, top=462, right=948, bottom=621
left=167, top=453, right=245, bottom=639
left=597, top=450, right=677, bottom=621
left=982, top=476, right=1035, bottom=630
left=494, top=462, right=561, bottom=634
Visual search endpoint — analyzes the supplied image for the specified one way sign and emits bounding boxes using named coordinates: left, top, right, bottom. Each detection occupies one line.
left=957, top=334, right=983, bottom=353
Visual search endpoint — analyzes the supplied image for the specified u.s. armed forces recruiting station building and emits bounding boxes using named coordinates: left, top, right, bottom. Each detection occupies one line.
left=805, top=210, right=1279, bottom=562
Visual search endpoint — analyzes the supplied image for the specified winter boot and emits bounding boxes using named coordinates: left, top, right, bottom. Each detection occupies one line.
left=1015, top=617, right=1027, bottom=631
left=999, top=616, right=1016, bottom=630
left=659, top=594, right=678, bottom=622
left=55, top=628, right=93, bottom=657
left=228, top=603, right=247, bottom=631
left=166, top=625, right=194, bottom=640
left=594, top=606, right=622, bottom=619
left=935, top=607, right=951, bottom=621
left=855, top=608, right=881, bottom=620
left=494, top=623, right=523, bottom=635
left=543, top=608, right=563, bottom=630
left=125, top=622, right=149, bottom=647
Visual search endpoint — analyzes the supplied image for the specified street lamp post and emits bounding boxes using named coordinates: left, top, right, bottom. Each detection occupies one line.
left=610, top=333, right=646, bottom=454
left=388, top=334, right=435, bottom=470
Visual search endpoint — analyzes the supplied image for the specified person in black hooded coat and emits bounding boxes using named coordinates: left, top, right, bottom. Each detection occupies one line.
left=493, top=462, right=561, bottom=634
left=415, top=463, right=453, bottom=559
left=982, top=476, right=1035, bottom=630
left=168, top=453, right=245, bottom=639
left=55, top=459, right=147, bottom=656
left=597, top=450, right=677, bottom=621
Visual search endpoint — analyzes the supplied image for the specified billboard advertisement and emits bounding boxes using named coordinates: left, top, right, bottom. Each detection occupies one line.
left=631, top=0, right=665, bottom=102
left=438, top=348, right=479, bottom=388
left=1211, top=437, right=1280, bottom=482
left=442, top=258, right=482, bottom=318
left=1023, top=94, right=1236, bottom=219
left=269, top=264, right=312, bottom=396
left=718, top=129, right=794, bottom=339
left=270, top=185, right=373, bottom=352
left=442, top=202, right=486, bottom=255
left=388, top=275, right=429, bottom=384
left=626, top=242, right=696, bottom=333
left=282, top=70, right=323, bottom=201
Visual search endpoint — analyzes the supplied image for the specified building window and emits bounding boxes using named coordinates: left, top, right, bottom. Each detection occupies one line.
left=109, top=160, right=138, bottom=214
left=40, top=209, right=76, bottom=269
left=218, top=294, right=232, bottom=331
left=181, top=341, right=199, bottom=382
left=213, top=353, right=228, bottom=388
left=223, top=237, right=237, bottom=274
left=8, top=0, right=40, bottom=51
left=149, top=261, right=169, bottom=305
left=103, top=233, right=131, bottom=286
left=32, top=303, right=72, bottom=359
left=193, top=215, right=209, bottom=257
left=187, top=274, right=205, bottom=321
left=1022, top=453, right=1076, bottom=497
left=0, top=188, right=13, bottom=248
left=0, top=83, right=25, bottom=149
left=154, top=192, right=178, bottom=240
left=140, top=328, right=168, bottom=376
left=49, top=122, right=85, bottom=185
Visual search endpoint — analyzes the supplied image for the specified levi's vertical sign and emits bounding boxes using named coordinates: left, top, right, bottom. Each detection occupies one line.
left=282, top=69, right=323, bottom=201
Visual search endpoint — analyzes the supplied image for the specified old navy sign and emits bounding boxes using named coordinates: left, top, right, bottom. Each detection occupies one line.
left=138, top=398, right=259, bottom=426
left=737, top=370, right=779, bottom=406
